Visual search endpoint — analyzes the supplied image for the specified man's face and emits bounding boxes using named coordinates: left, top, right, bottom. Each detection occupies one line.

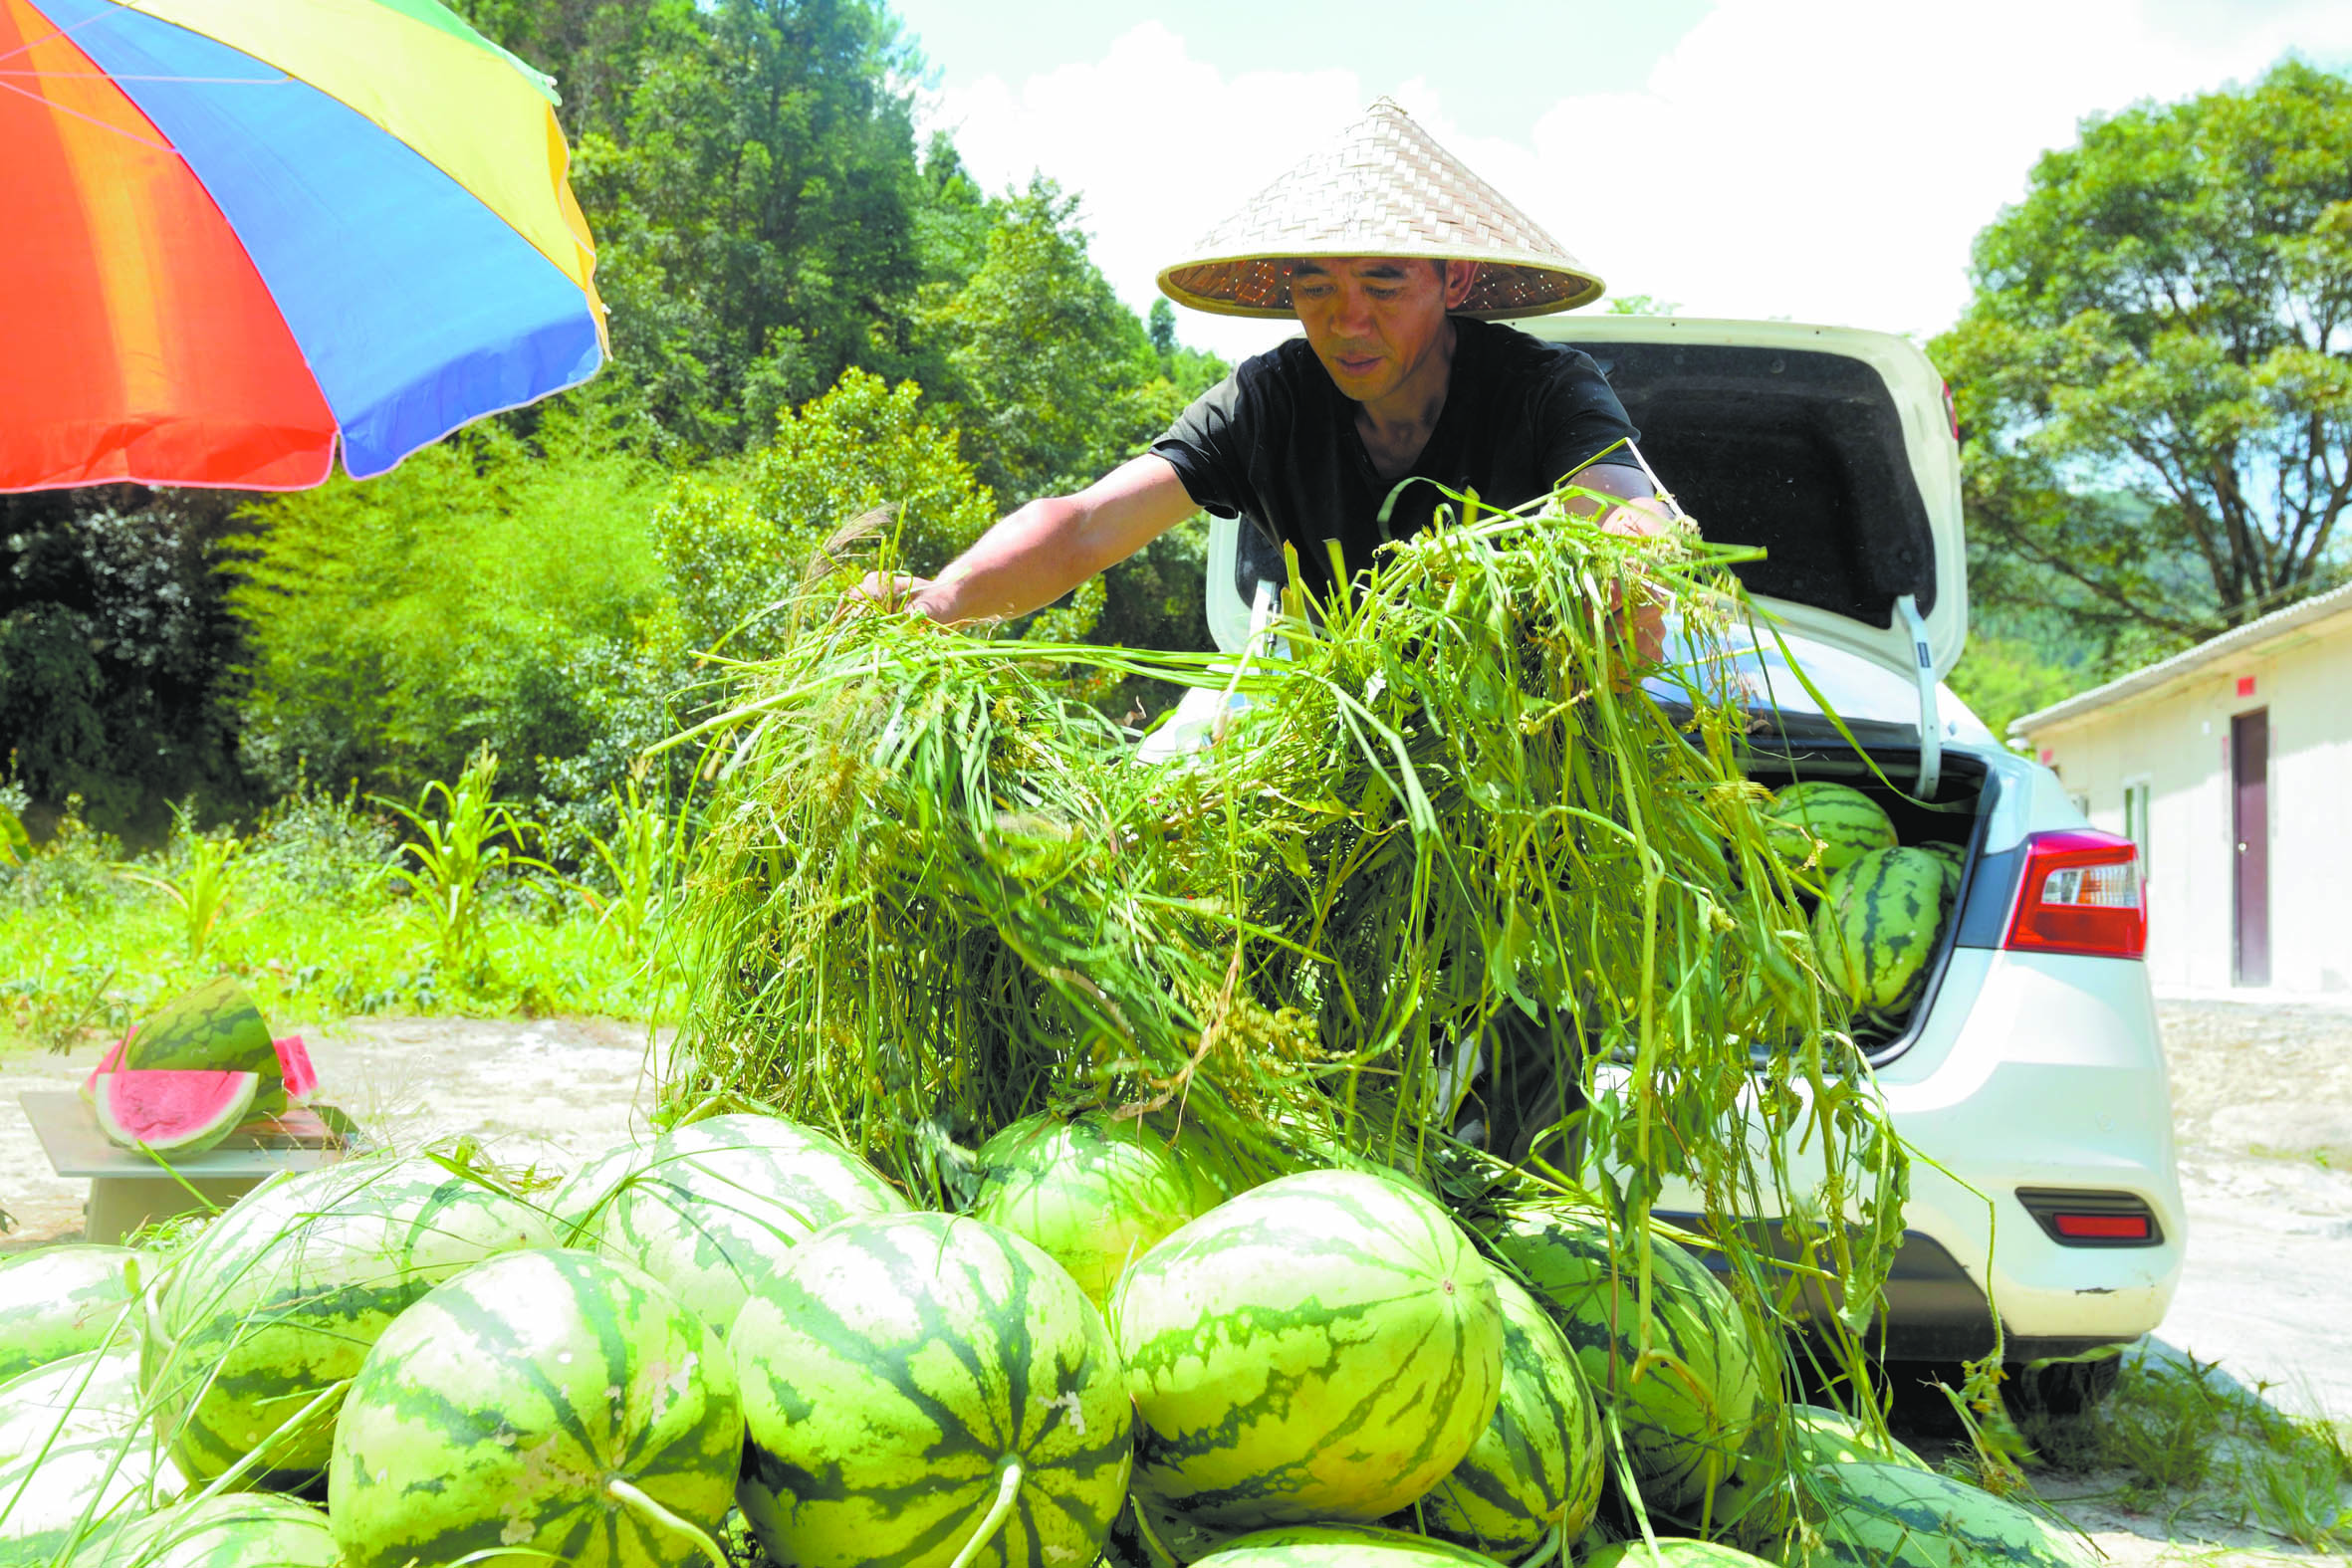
left=1288, top=257, right=1478, bottom=404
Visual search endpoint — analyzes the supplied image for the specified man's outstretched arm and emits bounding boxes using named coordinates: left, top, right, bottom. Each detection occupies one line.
left=862, top=454, right=1201, bottom=625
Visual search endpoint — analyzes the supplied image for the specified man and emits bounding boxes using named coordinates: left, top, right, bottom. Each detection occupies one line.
left=869, top=101, right=1668, bottom=644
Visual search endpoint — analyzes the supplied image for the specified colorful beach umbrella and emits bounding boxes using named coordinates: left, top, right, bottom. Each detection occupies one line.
left=1, top=0, right=604, bottom=493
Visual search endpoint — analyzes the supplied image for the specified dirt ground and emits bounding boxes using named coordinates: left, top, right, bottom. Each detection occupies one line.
left=6, top=999, right=2350, bottom=1564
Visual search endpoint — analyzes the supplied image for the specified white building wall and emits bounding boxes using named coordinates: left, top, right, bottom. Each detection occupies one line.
left=2022, top=608, right=2352, bottom=997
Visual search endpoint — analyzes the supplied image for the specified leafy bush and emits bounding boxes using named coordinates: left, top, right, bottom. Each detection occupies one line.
left=234, top=403, right=670, bottom=809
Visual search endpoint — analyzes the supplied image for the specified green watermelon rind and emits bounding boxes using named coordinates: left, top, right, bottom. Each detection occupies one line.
left=1585, top=1539, right=1780, bottom=1568
left=141, top=1155, right=558, bottom=1490
left=328, top=1248, right=741, bottom=1568
left=1112, top=1169, right=1505, bottom=1532
left=729, top=1211, right=1133, bottom=1568
left=82, top=1489, right=338, bottom=1568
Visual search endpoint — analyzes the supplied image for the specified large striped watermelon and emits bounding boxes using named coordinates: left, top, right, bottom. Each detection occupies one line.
left=0, top=1345, right=144, bottom=1465
left=1784, top=1403, right=1928, bottom=1472
left=1916, top=841, right=1965, bottom=899
left=1482, top=1201, right=1760, bottom=1516
left=1406, top=1272, right=1603, bottom=1561
left=0, top=1435, right=179, bottom=1565
left=1803, top=1461, right=2093, bottom=1568
left=592, top=1112, right=906, bottom=1336
left=1812, top=847, right=1949, bottom=1010
left=1763, top=784, right=1896, bottom=878
left=1195, top=1523, right=1497, bottom=1566
left=142, top=1155, right=558, bottom=1488
left=88, top=1491, right=339, bottom=1568
left=969, top=1111, right=1226, bottom=1306
left=547, top=1142, right=654, bottom=1244
left=1111, top=1169, right=1504, bottom=1531
left=0, top=1244, right=140, bottom=1382
left=730, top=1212, right=1132, bottom=1568
left=1585, top=1540, right=1780, bottom=1568
left=100, top=978, right=294, bottom=1116
left=330, top=1249, right=742, bottom=1568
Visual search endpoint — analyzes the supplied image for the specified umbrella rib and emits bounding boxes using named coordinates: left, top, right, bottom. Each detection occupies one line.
left=0, top=72, right=179, bottom=151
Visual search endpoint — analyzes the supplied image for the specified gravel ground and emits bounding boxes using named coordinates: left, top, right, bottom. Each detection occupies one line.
left=6, top=999, right=2350, bottom=1563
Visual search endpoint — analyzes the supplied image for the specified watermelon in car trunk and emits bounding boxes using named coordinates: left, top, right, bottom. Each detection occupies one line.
left=1762, top=783, right=1896, bottom=878
left=1813, top=846, right=1951, bottom=1011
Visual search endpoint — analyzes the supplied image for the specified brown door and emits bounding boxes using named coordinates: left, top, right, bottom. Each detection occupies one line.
left=2232, top=709, right=2270, bottom=987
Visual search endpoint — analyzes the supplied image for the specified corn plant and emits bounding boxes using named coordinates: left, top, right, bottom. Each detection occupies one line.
left=378, top=748, right=545, bottom=968
left=118, top=807, right=249, bottom=965
left=578, top=774, right=686, bottom=963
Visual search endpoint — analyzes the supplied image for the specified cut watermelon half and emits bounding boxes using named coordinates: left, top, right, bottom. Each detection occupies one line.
left=83, top=1032, right=314, bottom=1110
left=92, top=1070, right=260, bottom=1156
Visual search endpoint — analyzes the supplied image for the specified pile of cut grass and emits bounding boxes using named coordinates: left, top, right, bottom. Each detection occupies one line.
left=660, top=481, right=1912, bottom=1486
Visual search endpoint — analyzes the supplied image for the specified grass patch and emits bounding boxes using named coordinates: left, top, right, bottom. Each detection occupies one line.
left=0, top=781, right=676, bottom=1056
left=2020, top=1347, right=2352, bottom=1550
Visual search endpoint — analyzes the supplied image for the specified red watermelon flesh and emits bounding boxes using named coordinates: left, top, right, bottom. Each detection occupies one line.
left=92, top=1070, right=260, bottom=1155
left=82, top=1032, right=313, bottom=1111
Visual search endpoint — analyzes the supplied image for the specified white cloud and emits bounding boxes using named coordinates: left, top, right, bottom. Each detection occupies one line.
left=926, top=3, right=2352, bottom=363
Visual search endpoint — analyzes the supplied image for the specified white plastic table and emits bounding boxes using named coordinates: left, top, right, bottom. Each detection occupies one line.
left=19, top=1090, right=359, bottom=1243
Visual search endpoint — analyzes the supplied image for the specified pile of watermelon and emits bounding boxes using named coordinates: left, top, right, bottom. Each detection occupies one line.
left=1, top=1098, right=2089, bottom=1568
left=1762, top=782, right=1966, bottom=1032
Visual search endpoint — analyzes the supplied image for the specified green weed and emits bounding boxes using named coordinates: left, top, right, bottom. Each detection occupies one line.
left=116, top=806, right=249, bottom=965
left=378, top=748, right=546, bottom=971
left=2019, top=1347, right=2352, bottom=1549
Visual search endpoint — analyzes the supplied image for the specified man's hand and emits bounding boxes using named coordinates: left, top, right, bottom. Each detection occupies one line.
left=852, top=571, right=942, bottom=619
left=1562, top=462, right=1672, bottom=665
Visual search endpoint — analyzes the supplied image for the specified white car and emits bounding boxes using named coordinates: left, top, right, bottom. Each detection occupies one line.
left=1152, top=316, right=2184, bottom=1409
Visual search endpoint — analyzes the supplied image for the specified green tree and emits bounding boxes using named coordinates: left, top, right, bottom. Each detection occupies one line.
left=1934, top=59, right=2352, bottom=649
left=234, top=405, right=671, bottom=805
left=649, top=367, right=998, bottom=656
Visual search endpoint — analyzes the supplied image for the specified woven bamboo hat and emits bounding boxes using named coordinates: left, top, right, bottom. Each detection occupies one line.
left=1157, top=99, right=1603, bottom=321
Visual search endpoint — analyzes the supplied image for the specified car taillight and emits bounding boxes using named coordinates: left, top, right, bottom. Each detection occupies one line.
left=2003, top=828, right=2145, bottom=958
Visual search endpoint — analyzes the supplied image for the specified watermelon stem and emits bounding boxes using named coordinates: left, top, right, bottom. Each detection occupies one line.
left=946, top=1456, right=1026, bottom=1568
left=606, top=1476, right=729, bottom=1568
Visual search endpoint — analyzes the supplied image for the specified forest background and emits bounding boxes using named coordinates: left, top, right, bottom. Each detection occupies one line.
left=1, top=0, right=2345, bottom=869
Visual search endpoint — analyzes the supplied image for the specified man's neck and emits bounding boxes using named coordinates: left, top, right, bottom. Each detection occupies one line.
left=1354, top=318, right=1459, bottom=482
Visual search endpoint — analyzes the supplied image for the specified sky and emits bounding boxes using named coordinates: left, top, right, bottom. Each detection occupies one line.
left=894, top=0, right=2352, bottom=364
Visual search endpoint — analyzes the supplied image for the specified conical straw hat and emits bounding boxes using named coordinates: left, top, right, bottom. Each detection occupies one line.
left=1157, top=99, right=1603, bottom=321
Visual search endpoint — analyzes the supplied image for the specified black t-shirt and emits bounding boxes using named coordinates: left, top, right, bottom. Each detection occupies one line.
left=1151, top=317, right=1641, bottom=597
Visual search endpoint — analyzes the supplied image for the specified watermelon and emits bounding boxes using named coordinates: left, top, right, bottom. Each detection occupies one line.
left=731, top=1211, right=1131, bottom=1568
left=548, top=1141, right=654, bottom=1244
left=0, top=1345, right=144, bottom=1466
left=0, top=1436, right=180, bottom=1566
left=1195, top=1524, right=1496, bottom=1566
left=592, top=1112, right=907, bottom=1336
left=330, top=1248, right=741, bottom=1568
left=1916, top=841, right=1965, bottom=899
left=1812, top=847, right=1950, bottom=1011
left=92, top=1071, right=259, bottom=1156
left=80, top=978, right=310, bottom=1118
left=1802, top=1461, right=2094, bottom=1568
left=969, top=1111, right=1226, bottom=1306
left=1585, top=1540, right=1779, bottom=1568
left=1763, top=784, right=1896, bottom=877
left=1111, top=1169, right=1504, bottom=1531
left=83, top=1490, right=338, bottom=1568
left=0, top=1244, right=140, bottom=1382
left=1482, top=1201, right=1760, bottom=1516
left=141, top=1154, right=558, bottom=1488
left=1406, top=1272, right=1603, bottom=1560
left=1784, top=1403, right=1928, bottom=1472
left=1121, top=1486, right=1241, bottom=1566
